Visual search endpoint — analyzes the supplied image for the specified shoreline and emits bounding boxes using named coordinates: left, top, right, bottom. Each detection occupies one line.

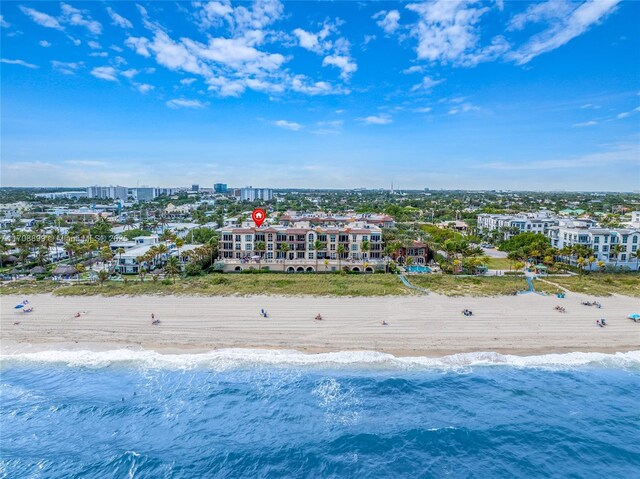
left=2, top=293, right=639, bottom=357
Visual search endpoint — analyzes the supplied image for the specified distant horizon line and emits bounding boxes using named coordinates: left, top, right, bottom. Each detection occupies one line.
left=0, top=186, right=638, bottom=194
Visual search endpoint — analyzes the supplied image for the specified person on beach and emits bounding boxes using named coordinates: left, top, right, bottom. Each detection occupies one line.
left=315, top=314, right=323, bottom=321
left=381, top=320, right=388, bottom=326
left=74, top=312, right=81, bottom=318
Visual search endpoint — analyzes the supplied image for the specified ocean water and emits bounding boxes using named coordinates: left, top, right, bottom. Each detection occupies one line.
left=1, top=350, right=640, bottom=478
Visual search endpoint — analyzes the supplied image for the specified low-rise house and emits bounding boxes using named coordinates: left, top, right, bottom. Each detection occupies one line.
left=391, top=241, right=431, bottom=265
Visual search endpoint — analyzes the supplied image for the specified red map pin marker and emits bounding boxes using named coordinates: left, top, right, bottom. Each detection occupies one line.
left=252, top=208, right=266, bottom=227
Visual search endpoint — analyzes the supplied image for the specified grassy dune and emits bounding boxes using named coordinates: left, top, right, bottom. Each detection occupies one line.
left=0, top=273, right=584, bottom=297
left=540, top=275, right=640, bottom=297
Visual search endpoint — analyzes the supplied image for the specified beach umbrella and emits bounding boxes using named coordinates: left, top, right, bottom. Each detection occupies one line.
left=628, top=314, right=640, bottom=320
left=9, top=268, right=20, bottom=275
left=14, top=304, right=24, bottom=309
left=30, top=266, right=46, bottom=274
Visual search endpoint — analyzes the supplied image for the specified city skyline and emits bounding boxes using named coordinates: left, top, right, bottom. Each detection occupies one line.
left=1, top=0, right=639, bottom=190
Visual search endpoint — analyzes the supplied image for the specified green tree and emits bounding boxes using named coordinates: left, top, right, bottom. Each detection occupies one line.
left=337, top=244, right=347, bottom=272
left=255, top=241, right=266, bottom=272
left=164, top=256, right=181, bottom=283
left=280, top=242, right=290, bottom=272
left=313, top=240, right=325, bottom=273
left=97, top=270, right=110, bottom=286
left=361, top=240, right=371, bottom=261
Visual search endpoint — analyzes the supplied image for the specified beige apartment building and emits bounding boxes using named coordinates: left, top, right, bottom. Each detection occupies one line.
left=218, top=222, right=384, bottom=273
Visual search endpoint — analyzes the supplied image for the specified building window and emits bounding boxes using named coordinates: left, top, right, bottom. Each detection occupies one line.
left=351, top=244, right=357, bottom=251
left=594, top=237, right=600, bottom=243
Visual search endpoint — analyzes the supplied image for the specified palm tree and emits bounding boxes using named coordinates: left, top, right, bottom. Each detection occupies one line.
left=85, top=238, right=99, bottom=266
left=324, top=258, right=329, bottom=274
left=576, top=257, right=586, bottom=275
left=164, top=256, right=181, bottom=283
left=116, top=247, right=125, bottom=272
left=0, top=237, right=8, bottom=268
left=155, top=244, right=169, bottom=267
left=337, top=244, right=347, bottom=272
left=631, top=250, right=639, bottom=272
left=587, top=255, right=595, bottom=273
left=97, top=270, right=110, bottom=286
left=280, top=242, right=290, bottom=272
left=610, top=244, right=623, bottom=270
left=100, top=246, right=113, bottom=270
left=255, top=241, right=266, bottom=272
left=313, top=240, right=325, bottom=273
left=597, top=260, right=606, bottom=272
left=360, top=240, right=371, bottom=263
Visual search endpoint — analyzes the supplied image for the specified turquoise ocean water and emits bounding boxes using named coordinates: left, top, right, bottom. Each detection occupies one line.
left=1, top=349, right=639, bottom=478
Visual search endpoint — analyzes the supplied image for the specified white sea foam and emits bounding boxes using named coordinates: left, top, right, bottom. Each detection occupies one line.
left=1, top=348, right=639, bottom=371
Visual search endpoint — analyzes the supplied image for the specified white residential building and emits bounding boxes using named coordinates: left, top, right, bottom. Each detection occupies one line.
left=240, top=187, right=273, bottom=202
left=477, top=211, right=594, bottom=240
left=547, top=225, right=640, bottom=270
left=87, top=185, right=128, bottom=201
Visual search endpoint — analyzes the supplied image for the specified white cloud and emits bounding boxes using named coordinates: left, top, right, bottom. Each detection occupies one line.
left=64, top=160, right=107, bottom=166
left=360, top=114, right=392, bottom=125
left=89, top=52, right=108, bottom=57
left=125, top=37, right=151, bottom=57
left=51, top=60, right=82, bottom=75
left=373, top=10, right=401, bottom=34
left=573, top=120, right=597, bottom=127
left=124, top=2, right=350, bottom=98
left=0, top=58, right=38, bottom=69
left=121, top=69, right=139, bottom=79
left=166, top=98, right=207, bottom=109
left=322, top=55, right=357, bottom=80
left=110, top=44, right=124, bottom=53
left=290, top=75, right=348, bottom=96
left=19, top=6, right=64, bottom=30
left=293, top=27, right=320, bottom=51
left=134, top=83, right=154, bottom=94
left=87, top=40, right=101, bottom=49
left=39, top=40, right=52, bottom=48
left=413, top=107, right=432, bottom=113
left=0, top=15, right=10, bottom=28
left=403, top=65, right=424, bottom=74
left=91, top=66, right=118, bottom=81
left=405, top=0, right=492, bottom=65
left=411, top=76, right=444, bottom=91
left=616, top=107, right=640, bottom=119
left=107, top=7, right=133, bottom=29
left=60, top=3, right=102, bottom=35
left=448, top=103, right=480, bottom=114
left=180, top=78, right=197, bottom=85
left=480, top=142, right=638, bottom=170
left=273, top=120, right=303, bottom=131
left=509, top=0, right=620, bottom=64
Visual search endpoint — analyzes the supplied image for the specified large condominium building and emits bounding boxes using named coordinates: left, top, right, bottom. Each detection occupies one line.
left=547, top=224, right=640, bottom=270
left=240, top=187, right=273, bottom=202
left=87, top=185, right=128, bottom=201
left=134, top=187, right=157, bottom=202
left=214, top=183, right=228, bottom=194
left=218, top=222, right=383, bottom=272
left=477, top=211, right=584, bottom=239
left=279, top=212, right=395, bottom=229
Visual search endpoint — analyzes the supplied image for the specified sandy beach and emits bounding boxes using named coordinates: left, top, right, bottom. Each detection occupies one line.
left=2, top=292, right=639, bottom=356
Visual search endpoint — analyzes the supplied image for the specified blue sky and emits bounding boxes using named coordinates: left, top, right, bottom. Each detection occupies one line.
left=1, top=0, right=639, bottom=190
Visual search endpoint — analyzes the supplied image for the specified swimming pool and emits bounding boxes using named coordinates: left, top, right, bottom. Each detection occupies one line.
left=404, top=265, right=432, bottom=273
